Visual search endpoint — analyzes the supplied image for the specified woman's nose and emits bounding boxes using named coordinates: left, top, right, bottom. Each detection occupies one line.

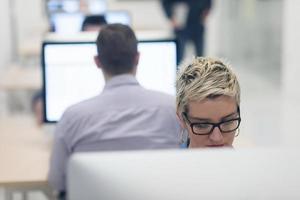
left=209, top=126, right=224, bottom=143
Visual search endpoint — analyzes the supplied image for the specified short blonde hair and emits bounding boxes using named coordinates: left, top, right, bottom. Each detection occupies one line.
left=176, top=57, right=240, bottom=114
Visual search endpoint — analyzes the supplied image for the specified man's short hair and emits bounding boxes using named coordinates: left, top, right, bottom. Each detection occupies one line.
left=96, top=23, right=138, bottom=75
left=81, top=15, right=107, bottom=31
left=176, top=57, right=241, bottom=115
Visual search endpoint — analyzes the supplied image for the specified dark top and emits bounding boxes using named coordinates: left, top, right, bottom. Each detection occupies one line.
left=161, top=0, right=212, bottom=27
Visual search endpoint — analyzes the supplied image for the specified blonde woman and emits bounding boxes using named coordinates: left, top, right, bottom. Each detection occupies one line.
left=176, top=57, right=241, bottom=148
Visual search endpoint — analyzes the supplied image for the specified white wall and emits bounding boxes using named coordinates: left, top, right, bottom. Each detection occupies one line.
left=0, top=0, right=11, bottom=116
left=13, top=0, right=48, bottom=59
left=205, top=0, right=222, bottom=57
left=282, top=0, right=300, bottom=146
left=282, top=0, right=300, bottom=96
left=0, top=0, right=12, bottom=70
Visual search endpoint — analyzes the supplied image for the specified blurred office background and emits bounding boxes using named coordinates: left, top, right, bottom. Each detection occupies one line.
left=1, top=0, right=300, bottom=142
left=1, top=0, right=300, bottom=199
left=1, top=0, right=300, bottom=146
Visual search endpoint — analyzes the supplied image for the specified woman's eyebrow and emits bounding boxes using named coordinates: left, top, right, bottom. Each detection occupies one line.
left=222, top=111, right=239, bottom=120
left=189, top=111, right=238, bottom=122
left=188, top=116, right=211, bottom=122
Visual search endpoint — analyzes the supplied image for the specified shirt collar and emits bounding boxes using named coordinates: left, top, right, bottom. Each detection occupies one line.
left=104, top=74, right=139, bottom=90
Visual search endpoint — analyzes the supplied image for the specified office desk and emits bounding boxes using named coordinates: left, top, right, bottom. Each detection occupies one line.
left=0, top=116, right=54, bottom=199
left=0, top=65, right=41, bottom=91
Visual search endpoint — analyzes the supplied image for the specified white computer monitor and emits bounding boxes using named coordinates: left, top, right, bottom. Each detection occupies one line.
left=47, top=0, right=62, bottom=13
left=50, top=10, right=130, bottom=34
left=42, top=40, right=178, bottom=123
left=88, top=0, right=107, bottom=14
left=105, top=10, right=131, bottom=25
left=47, top=0, right=106, bottom=14
left=50, top=13, right=84, bottom=34
left=68, top=149, right=300, bottom=200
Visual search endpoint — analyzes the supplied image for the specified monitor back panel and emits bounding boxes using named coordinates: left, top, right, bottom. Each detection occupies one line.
left=68, top=148, right=300, bottom=200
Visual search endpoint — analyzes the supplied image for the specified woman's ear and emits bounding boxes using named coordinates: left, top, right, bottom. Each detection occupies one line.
left=176, top=112, right=187, bottom=129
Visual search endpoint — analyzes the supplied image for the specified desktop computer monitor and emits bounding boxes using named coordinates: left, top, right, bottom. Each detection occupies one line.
left=47, top=0, right=62, bottom=13
left=47, top=0, right=106, bottom=14
left=68, top=149, right=300, bottom=200
left=61, top=0, right=80, bottom=13
left=42, top=40, right=177, bottom=123
left=105, top=10, right=131, bottom=25
left=50, top=11, right=130, bottom=34
left=50, top=13, right=84, bottom=34
left=88, top=0, right=107, bottom=14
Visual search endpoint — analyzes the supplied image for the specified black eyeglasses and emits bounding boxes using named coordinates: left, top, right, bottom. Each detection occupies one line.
left=182, top=111, right=241, bottom=135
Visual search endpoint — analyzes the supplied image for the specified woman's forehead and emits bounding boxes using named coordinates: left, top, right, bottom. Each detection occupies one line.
left=187, top=96, right=238, bottom=119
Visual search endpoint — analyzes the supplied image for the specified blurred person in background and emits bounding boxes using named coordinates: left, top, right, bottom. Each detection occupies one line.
left=161, top=0, right=212, bottom=63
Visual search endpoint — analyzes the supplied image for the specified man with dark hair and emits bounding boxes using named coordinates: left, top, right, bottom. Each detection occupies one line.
left=48, top=24, right=180, bottom=198
left=95, top=24, right=137, bottom=75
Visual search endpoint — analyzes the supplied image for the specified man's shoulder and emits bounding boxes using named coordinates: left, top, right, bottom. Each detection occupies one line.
left=141, top=89, right=176, bottom=105
left=63, top=95, right=101, bottom=118
left=144, top=89, right=173, bottom=98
